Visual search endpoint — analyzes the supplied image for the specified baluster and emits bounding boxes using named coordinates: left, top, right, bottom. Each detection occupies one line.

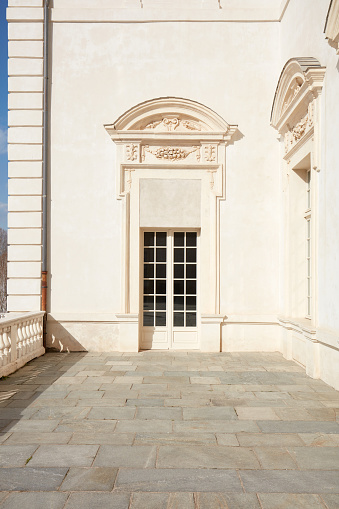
left=31, top=320, right=37, bottom=351
left=23, top=321, right=28, bottom=356
left=17, top=323, right=23, bottom=359
left=21, top=321, right=27, bottom=357
left=37, top=318, right=43, bottom=347
left=0, top=329, right=5, bottom=367
left=32, top=320, right=37, bottom=351
left=3, top=329, right=11, bottom=365
left=28, top=321, right=33, bottom=352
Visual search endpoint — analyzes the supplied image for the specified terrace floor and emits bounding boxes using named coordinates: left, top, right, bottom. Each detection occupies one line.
left=0, top=351, right=339, bottom=508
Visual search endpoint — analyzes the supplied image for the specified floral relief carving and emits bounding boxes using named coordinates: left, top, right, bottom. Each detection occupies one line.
left=204, top=145, right=216, bottom=162
left=144, top=145, right=200, bottom=161
left=142, top=117, right=201, bottom=132
left=126, top=144, right=138, bottom=161
left=284, top=102, right=315, bottom=154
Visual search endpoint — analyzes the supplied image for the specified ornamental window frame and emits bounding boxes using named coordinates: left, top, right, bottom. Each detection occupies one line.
left=271, top=58, right=325, bottom=323
left=104, top=97, right=238, bottom=351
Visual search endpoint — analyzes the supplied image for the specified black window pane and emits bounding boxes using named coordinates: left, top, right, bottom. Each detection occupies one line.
left=156, top=264, right=166, bottom=278
left=144, top=232, right=154, bottom=247
left=143, top=312, right=154, bottom=326
left=144, top=280, right=154, bottom=294
left=186, top=248, right=196, bottom=263
left=174, top=232, right=184, bottom=246
left=174, top=248, right=184, bottom=262
left=143, top=296, right=154, bottom=310
left=156, top=248, right=166, bottom=262
left=186, top=280, right=196, bottom=295
left=186, top=264, right=196, bottom=279
left=174, top=296, right=184, bottom=310
left=156, top=232, right=167, bottom=246
left=186, top=296, right=196, bottom=311
left=186, top=232, right=197, bottom=247
left=144, top=248, right=154, bottom=262
left=156, top=312, right=166, bottom=326
left=174, top=280, right=184, bottom=295
left=156, top=296, right=166, bottom=310
left=186, top=312, right=196, bottom=327
left=173, top=312, right=184, bottom=327
left=174, top=264, right=184, bottom=279
left=156, top=280, right=166, bottom=294
left=144, top=264, right=154, bottom=278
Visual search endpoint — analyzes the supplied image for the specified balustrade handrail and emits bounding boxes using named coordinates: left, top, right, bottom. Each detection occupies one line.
left=0, top=311, right=45, bottom=378
left=0, top=311, right=45, bottom=326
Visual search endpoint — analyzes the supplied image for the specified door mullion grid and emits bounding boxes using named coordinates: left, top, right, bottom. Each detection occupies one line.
left=168, top=231, right=173, bottom=349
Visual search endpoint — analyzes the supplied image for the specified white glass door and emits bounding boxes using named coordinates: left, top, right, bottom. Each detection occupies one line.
left=141, top=230, right=199, bottom=350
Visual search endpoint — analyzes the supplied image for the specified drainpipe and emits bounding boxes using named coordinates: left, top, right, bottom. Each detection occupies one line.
left=41, top=0, right=49, bottom=346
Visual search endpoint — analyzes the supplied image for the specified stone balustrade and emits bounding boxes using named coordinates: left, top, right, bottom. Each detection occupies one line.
left=0, top=312, right=45, bottom=378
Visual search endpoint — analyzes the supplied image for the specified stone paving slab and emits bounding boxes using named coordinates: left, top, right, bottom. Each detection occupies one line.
left=28, top=445, right=99, bottom=467
left=129, top=492, right=195, bottom=509
left=157, top=445, right=260, bottom=469
left=59, top=467, right=118, bottom=491
left=115, top=468, right=243, bottom=492
left=0, top=467, right=68, bottom=491
left=321, top=494, right=339, bottom=509
left=93, top=445, right=157, bottom=468
left=258, top=493, right=330, bottom=509
left=0, top=445, right=38, bottom=467
left=257, top=420, right=339, bottom=433
left=63, top=493, right=130, bottom=509
left=239, top=469, right=339, bottom=493
left=134, top=432, right=217, bottom=446
left=0, top=492, right=69, bottom=509
left=1, top=351, right=339, bottom=508
left=194, top=493, right=261, bottom=508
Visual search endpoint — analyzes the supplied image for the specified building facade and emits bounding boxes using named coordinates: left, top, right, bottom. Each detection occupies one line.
left=6, top=0, right=339, bottom=389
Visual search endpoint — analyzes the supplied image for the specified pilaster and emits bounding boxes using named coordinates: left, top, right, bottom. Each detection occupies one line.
left=7, top=0, right=44, bottom=312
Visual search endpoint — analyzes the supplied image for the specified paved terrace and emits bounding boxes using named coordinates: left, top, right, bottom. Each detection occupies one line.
left=0, top=352, right=339, bottom=508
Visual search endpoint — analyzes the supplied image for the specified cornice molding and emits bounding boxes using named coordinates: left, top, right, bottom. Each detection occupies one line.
left=324, top=0, right=339, bottom=54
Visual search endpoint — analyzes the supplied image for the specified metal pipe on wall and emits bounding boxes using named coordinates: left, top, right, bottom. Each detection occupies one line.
left=41, top=0, right=49, bottom=343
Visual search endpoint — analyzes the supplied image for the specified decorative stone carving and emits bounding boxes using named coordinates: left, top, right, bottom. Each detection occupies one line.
left=126, top=168, right=135, bottom=192
left=204, top=145, right=216, bottom=162
left=271, top=59, right=325, bottom=162
left=142, top=117, right=201, bottom=132
left=105, top=97, right=238, bottom=199
left=207, top=169, right=216, bottom=190
left=284, top=102, right=315, bottom=154
left=282, top=77, right=303, bottom=113
left=126, top=144, right=138, bottom=161
left=144, top=145, right=200, bottom=160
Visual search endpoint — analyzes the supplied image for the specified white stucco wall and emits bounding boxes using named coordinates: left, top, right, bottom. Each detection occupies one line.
left=48, top=18, right=280, bottom=334
left=279, top=0, right=339, bottom=388
left=7, top=0, right=339, bottom=387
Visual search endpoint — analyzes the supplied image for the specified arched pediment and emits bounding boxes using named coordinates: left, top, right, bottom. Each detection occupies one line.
left=105, top=97, right=236, bottom=139
left=271, top=58, right=325, bottom=132
left=104, top=97, right=238, bottom=199
left=325, top=0, right=339, bottom=53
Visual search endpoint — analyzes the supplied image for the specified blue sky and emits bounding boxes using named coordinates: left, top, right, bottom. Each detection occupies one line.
left=0, top=1, right=8, bottom=230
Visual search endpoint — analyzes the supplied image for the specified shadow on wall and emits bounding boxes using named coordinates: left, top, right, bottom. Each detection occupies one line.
left=46, top=317, right=120, bottom=352
left=47, top=320, right=87, bottom=353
